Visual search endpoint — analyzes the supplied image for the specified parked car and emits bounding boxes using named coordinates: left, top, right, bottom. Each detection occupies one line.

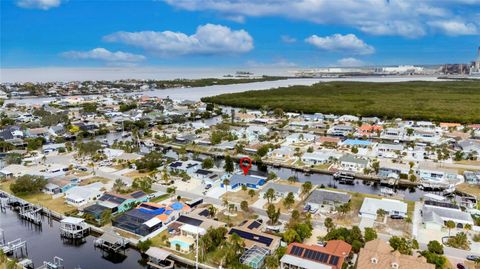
left=391, top=215, right=404, bottom=219
left=466, top=255, right=479, bottom=261
left=456, top=263, right=465, bottom=269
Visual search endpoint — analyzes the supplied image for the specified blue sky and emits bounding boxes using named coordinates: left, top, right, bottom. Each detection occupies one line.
left=1, top=0, right=480, bottom=68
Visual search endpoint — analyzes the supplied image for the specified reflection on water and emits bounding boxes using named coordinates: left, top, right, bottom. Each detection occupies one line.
left=0, top=209, right=146, bottom=269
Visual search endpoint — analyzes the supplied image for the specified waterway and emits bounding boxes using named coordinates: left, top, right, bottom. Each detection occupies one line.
left=4, top=76, right=445, bottom=105
left=0, top=208, right=147, bottom=269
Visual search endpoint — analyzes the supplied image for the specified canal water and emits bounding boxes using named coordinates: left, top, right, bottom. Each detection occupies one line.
left=0, top=208, right=146, bottom=269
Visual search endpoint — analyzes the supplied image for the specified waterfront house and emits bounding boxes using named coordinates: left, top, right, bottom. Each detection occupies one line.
left=112, top=201, right=191, bottom=236
left=341, top=139, right=373, bottom=148
left=280, top=240, right=352, bottom=269
left=305, top=189, right=351, bottom=213
left=458, top=139, right=480, bottom=154
left=222, top=174, right=266, bottom=190
left=356, top=124, right=383, bottom=137
left=168, top=160, right=201, bottom=175
left=378, top=160, right=410, bottom=178
left=44, top=176, right=79, bottom=194
left=357, top=239, right=434, bottom=269
left=301, top=150, right=342, bottom=166
left=376, top=143, right=404, bottom=157
left=422, top=200, right=474, bottom=230
left=338, top=154, right=369, bottom=173
left=64, top=182, right=104, bottom=207
left=417, top=162, right=459, bottom=183
left=269, top=146, right=296, bottom=160
left=259, top=182, right=301, bottom=200
left=327, top=125, right=354, bottom=136
left=359, top=198, right=407, bottom=219
left=96, top=191, right=149, bottom=214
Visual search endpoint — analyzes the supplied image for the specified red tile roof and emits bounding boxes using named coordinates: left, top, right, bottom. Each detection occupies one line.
left=285, top=240, right=352, bottom=269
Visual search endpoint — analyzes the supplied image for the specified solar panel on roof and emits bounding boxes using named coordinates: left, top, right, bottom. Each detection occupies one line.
left=247, top=221, right=261, bottom=230
left=290, top=246, right=304, bottom=257
left=198, top=209, right=209, bottom=217
left=177, top=215, right=203, bottom=226
left=131, top=191, right=146, bottom=198
left=329, top=255, right=340, bottom=265
left=228, top=229, right=273, bottom=247
left=319, top=252, right=330, bottom=263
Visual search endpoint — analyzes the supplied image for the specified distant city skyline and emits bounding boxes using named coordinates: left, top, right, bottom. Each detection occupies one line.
left=1, top=0, right=480, bottom=69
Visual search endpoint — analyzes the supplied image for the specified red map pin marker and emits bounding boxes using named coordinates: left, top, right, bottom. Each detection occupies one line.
left=239, top=157, right=252, bottom=176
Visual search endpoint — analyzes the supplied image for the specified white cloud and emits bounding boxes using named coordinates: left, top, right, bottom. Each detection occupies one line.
left=428, top=20, right=478, bottom=35
left=281, top=35, right=297, bottom=44
left=336, top=57, right=365, bottom=67
left=305, top=34, right=374, bottom=55
left=103, top=24, right=253, bottom=56
left=61, top=48, right=145, bottom=62
left=16, top=0, right=61, bottom=10
left=164, top=0, right=480, bottom=38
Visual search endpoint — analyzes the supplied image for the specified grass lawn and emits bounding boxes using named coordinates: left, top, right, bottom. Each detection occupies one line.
left=124, top=170, right=152, bottom=179
left=1, top=180, right=74, bottom=214
left=150, top=193, right=171, bottom=203
left=222, top=189, right=259, bottom=204
left=21, top=192, right=74, bottom=214
left=79, top=176, right=110, bottom=186
left=202, top=81, right=480, bottom=123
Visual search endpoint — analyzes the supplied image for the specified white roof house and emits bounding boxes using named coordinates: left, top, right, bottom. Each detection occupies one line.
left=359, top=198, right=408, bottom=219
left=260, top=182, right=301, bottom=199
left=64, top=182, right=104, bottom=207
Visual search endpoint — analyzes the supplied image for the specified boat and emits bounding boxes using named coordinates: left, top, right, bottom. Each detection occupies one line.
left=380, top=187, right=395, bottom=196
left=333, top=171, right=355, bottom=184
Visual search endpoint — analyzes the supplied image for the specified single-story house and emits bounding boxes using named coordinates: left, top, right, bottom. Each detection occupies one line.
left=301, top=150, right=342, bottom=166
left=281, top=240, right=352, bottom=269
left=222, top=174, right=266, bottom=190
left=96, top=191, right=149, bottom=214
left=422, top=200, right=474, bottom=230
left=305, top=189, right=351, bottom=213
left=259, top=182, right=301, bottom=200
left=286, top=133, right=316, bottom=144
left=169, top=160, right=201, bottom=175
left=359, top=198, right=407, bottom=219
left=338, top=154, right=369, bottom=172
left=64, top=182, right=104, bottom=207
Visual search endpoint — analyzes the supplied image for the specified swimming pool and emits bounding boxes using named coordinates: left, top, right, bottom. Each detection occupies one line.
left=170, top=239, right=192, bottom=249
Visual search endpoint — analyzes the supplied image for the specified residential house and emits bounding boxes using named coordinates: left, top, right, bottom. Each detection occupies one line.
left=338, top=154, right=369, bottom=172
left=305, top=189, right=351, bottom=213
left=280, top=240, right=352, bottom=269
left=260, top=182, right=301, bottom=200
left=222, top=174, right=266, bottom=190
left=359, top=198, right=408, bottom=219
left=458, top=139, right=480, bottom=154
left=228, top=220, right=281, bottom=253
left=286, top=133, right=316, bottom=144
left=64, top=182, right=104, bottom=207
left=417, top=162, right=459, bottom=183
left=269, top=146, right=296, bottom=160
left=341, top=139, right=373, bottom=148
left=422, top=200, right=474, bottom=230
left=357, top=239, right=434, bottom=269
left=95, top=191, right=149, bottom=214
left=112, top=201, right=190, bottom=236
left=169, top=160, right=201, bottom=175
left=301, top=150, right=342, bottom=166
left=327, top=125, right=354, bottom=136
left=376, top=143, right=404, bottom=158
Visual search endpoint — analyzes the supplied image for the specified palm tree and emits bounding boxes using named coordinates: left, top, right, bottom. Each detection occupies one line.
left=248, top=189, right=256, bottom=198
left=113, top=178, right=125, bottom=192
left=283, top=192, right=295, bottom=210
left=464, top=224, right=472, bottom=234
left=445, top=220, right=456, bottom=236
left=264, top=255, right=279, bottom=269
left=324, top=217, right=335, bottom=232
left=301, top=181, right=313, bottom=197
left=222, top=179, right=230, bottom=195
left=208, top=205, right=217, bottom=218
left=263, top=188, right=276, bottom=204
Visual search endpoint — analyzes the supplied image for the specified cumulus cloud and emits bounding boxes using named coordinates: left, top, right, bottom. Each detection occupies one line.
left=103, top=24, right=253, bottom=56
left=336, top=57, right=365, bottom=67
left=281, top=35, right=297, bottom=44
left=16, top=0, right=61, bottom=10
left=163, top=0, right=480, bottom=38
left=428, top=20, right=478, bottom=35
left=305, top=34, right=374, bottom=55
left=61, top=48, right=145, bottom=62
